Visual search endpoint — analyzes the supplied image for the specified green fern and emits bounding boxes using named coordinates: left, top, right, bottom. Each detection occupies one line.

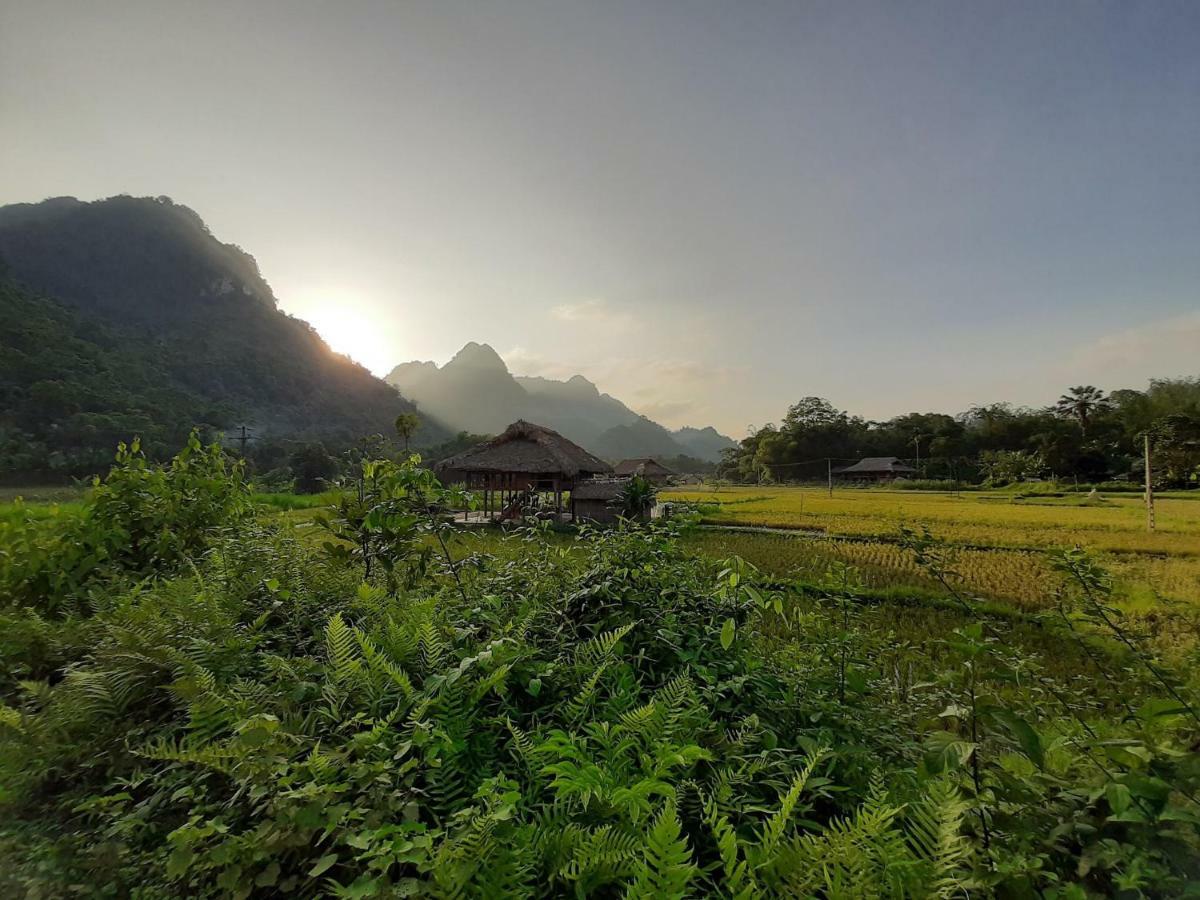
left=137, top=735, right=244, bottom=773
left=707, top=800, right=761, bottom=900
left=757, top=745, right=829, bottom=859
left=559, top=824, right=642, bottom=888
left=624, top=801, right=697, bottom=899
left=325, top=613, right=362, bottom=684
left=575, top=622, right=636, bottom=670
left=905, top=778, right=974, bottom=899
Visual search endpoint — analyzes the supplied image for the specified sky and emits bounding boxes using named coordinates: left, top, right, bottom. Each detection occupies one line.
left=2, top=0, right=1198, bottom=437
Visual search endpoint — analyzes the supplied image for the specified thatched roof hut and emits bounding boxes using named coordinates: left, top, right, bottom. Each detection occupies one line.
left=833, top=456, right=917, bottom=482
left=438, top=420, right=611, bottom=482
left=613, top=457, right=677, bottom=484
left=437, top=420, right=612, bottom=521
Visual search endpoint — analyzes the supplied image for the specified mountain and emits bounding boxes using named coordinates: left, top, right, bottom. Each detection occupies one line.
left=385, top=342, right=736, bottom=462
left=590, top=416, right=687, bottom=461
left=386, top=343, right=638, bottom=445
left=0, top=195, right=441, bottom=475
left=672, top=425, right=739, bottom=461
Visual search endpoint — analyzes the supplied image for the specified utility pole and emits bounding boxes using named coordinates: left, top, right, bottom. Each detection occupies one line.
left=1144, top=433, right=1155, bottom=532
left=912, top=434, right=923, bottom=475
left=827, top=458, right=833, bottom=498
left=235, top=425, right=252, bottom=458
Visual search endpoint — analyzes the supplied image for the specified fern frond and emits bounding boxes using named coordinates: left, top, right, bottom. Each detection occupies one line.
left=137, top=736, right=242, bottom=773
left=707, top=798, right=760, bottom=900
left=757, top=745, right=829, bottom=858
left=623, top=801, right=697, bottom=900
left=356, top=628, right=415, bottom=698
left=418, top=619, right=446, bottom=674
left=905, top=778, right=973, bottom=899
left=325, top=613, right=362, bottom=684
left=381, top=614, right=421, bottom=666
left=575, top=622, right=635, bottom=669
left=559, top=824, right=642, bottom=884
left=565, top=663, right=610, bottom=724
left=506, top=717, right=538, bottom=771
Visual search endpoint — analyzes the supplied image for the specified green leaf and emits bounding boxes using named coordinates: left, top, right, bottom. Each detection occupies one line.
left=989, top=709, right=1044, bottom=768
left=527, top=677, right=542, bottom=697
left=255, top=863, right=280, bottom=887
left=720, top=618, right=736, bottom=650
left=1136, top=698, right=1190, bottom=721
left=1105, top=782, right=1132, bottom=816
left=308, top=853, right=338, bottom=878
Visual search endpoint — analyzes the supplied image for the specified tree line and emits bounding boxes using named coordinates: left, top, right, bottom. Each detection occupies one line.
left=717, top=379, right=1200, bottom=486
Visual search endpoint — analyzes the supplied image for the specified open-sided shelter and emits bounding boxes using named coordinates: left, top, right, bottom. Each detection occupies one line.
left=437, top=420, right=612, bottom=520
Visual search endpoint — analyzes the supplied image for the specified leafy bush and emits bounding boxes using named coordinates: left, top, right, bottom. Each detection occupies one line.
left=0, top=431, right=249, bottom=617
left=980, top=450, right=1047, bottom=486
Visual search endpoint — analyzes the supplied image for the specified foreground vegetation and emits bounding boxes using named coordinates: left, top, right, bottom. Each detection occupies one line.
left=3, top=439, right=1200, bottom=897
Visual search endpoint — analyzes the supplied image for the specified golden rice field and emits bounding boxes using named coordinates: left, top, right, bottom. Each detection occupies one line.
left=663, top=485, right=1200, bottom=610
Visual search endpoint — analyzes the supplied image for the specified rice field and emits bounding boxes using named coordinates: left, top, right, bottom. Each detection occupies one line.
left=663, top=485, right=1200, bottom=610
left=662, top=485, right=1200, bottom=554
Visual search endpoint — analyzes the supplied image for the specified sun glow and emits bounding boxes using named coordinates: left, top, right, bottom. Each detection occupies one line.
left=304, top=305, right=394, bottom=375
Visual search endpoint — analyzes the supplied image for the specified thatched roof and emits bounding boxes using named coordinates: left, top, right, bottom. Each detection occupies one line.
left=436, top=420, right=613, bottom=478
left=833, top=456, right=917, bottom=475
left=613, top=457, right=677, bottom=477
left=571, top=479, right=626, bottom=501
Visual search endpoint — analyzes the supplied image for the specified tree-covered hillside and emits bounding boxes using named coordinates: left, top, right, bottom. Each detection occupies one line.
left=0, top=196, right=441, bottom=477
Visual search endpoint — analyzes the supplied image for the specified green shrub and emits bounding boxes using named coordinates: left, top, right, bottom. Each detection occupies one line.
left=0, top=431, right=249, bottom=616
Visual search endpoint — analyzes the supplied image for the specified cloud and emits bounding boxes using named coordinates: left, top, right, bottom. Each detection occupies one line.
left=504, top=345, right=749, bottom=432
left=1069, top=312, right=1200, bottom=385
left=549, top=298, right=634, bottom=330
left=501, top=346, right=577, bottom=379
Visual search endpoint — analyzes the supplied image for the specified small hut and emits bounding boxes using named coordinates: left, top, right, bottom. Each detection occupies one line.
left=437, top=420, right=612, bottom=521
left=833, top=457, right=917, bottom=483
left=570, top=479, right=627, bottom=524
left=613, top=457, right=677, bottom=485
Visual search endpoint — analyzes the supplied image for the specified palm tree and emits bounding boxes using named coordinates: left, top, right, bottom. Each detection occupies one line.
left=394, top=413, right=421, bottom=453
left=1054, top=386, right=1110, bottom=436
left=612, top=476, right=657, bottom=521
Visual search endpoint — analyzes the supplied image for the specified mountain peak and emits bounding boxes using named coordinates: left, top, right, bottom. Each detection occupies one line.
left=445, top=341, right=509, bottom=372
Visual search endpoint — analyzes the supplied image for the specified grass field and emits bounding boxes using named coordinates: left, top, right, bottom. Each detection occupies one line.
left=9, top=482, right=1198, bottom=612
left=663, top=485, right=1200, bottom=611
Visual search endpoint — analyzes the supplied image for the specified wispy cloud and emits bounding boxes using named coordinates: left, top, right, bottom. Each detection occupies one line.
left=549, top=298, right=634, bottom=330
left=503, top=343, right=748, bottom=432
left=1069, top=312, right=1200, bottom=385
left=502, top=346, right=577, bottom=380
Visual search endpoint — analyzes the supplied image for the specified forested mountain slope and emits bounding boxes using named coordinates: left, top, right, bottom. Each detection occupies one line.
left=0, top=195, right=439, bottom=476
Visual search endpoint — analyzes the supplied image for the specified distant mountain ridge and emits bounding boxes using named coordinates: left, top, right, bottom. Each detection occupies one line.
left=0, top=194, right=443, bottom=474
left=385, top=342, right=736, bottom=462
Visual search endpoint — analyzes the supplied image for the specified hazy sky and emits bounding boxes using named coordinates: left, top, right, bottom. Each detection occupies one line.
left=3, top=1, right=1198, bottom=436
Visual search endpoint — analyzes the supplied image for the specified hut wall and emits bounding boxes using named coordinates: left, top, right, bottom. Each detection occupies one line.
left=573, top=499, right=620, bottom=524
